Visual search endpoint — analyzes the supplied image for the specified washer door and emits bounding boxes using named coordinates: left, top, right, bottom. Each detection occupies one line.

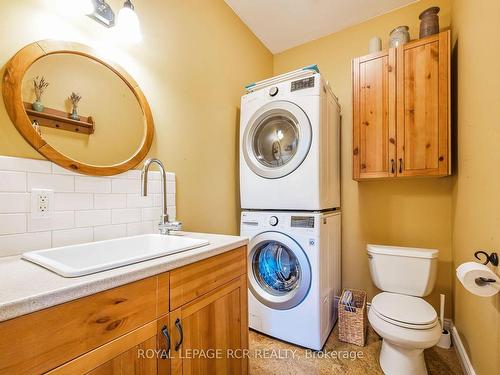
left=242, top=101, right=312, bottom=179
left=248, top=232, right=311, bottom=310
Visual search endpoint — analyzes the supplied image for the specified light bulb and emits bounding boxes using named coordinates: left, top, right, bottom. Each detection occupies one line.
left=116, top=2, right=142, bottom=43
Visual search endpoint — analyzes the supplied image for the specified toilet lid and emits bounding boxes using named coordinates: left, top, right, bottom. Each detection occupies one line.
left=372, top=293, right=438, bottom=329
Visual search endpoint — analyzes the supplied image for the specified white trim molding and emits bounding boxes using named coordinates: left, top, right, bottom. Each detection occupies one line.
left=450, top=323, right=476, bottom=375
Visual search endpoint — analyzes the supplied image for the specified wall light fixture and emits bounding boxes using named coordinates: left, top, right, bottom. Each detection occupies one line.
left=83, top=0, right=142, bottom=42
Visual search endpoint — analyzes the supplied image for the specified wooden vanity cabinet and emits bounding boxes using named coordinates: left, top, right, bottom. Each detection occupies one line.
left=0, top=246, right=248, bottom=375
left=352, top=30, right=450, bottom=180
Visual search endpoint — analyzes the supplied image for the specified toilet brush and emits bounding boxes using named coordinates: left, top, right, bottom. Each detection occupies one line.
left=437, top=294, right=452, bottom=349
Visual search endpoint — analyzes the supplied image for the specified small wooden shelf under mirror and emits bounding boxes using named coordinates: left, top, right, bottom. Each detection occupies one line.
left=23, top=102, right=95, bottom=135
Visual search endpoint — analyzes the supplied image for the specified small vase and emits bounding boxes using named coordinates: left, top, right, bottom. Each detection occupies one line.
left=389, top=26, right=410, bottom=48
left=32, top=101, right=44, bottom=112
left=70, top=108, right=80, bottom=121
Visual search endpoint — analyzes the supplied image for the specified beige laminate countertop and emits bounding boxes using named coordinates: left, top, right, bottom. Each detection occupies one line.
left=0, top=232, right=248, bottom=323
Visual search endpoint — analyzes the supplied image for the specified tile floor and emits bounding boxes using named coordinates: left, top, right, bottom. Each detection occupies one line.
left=249, top=325, right=463, bottom=375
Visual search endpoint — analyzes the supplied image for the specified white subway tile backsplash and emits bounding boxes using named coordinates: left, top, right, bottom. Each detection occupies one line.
left=0, top=193, right=30, bottom=213
left=28, top=211, right=75, bottom=232
left=126, top=194, right=153, bottom=208
left=112, top=208, right=141, bottom=224
left=75, top=176, right=112, bottom=193
left=94, top=224, right=127, bottom=241
left=112, top=178, right=140, bottom=194
left=167, top=206, right=176, bottom=220
left=75, top=210, right=112, bottom=227
left=0, top=156, right=51, bottom=173
left=146, top=180, right=162, bottom=194
left=28, top=173, right=74, bottom=192
left=0, top=171, right=26, bottom=192
left=94, top=193, right=127, bottom=209
left=0, top=156, right=175, bottom=258
left=0, top=232, right=51, bottom=257
left=55, top=193, right=93, bottom=211
left=126, top=221, right=155, bottom=236
left=142, top=207, right=162, bottom=221
left=0, top=214, right=26, bottom=235
left=51, top=163, right=79, bottom=175
left=52, top=227, right=93, bottom=247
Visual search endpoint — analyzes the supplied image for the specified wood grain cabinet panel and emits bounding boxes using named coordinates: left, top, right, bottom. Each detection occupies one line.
left=352, top=30, right=450, bottom=180
left=169, top=247, right=247, bottom=311
left=352, top=49, right=396, bottom=179
left=0, top=277, right=157, bottom=375
left=170, top=275, right=249, bottom=375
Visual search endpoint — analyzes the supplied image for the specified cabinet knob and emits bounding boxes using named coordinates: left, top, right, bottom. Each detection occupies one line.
left=353, top=148, right=359, bottom=156
left=439, top=156, right=444, bottom=162
left=387, top=65, right=393, bottom=72
left=389, top=138, right=395, bottom=144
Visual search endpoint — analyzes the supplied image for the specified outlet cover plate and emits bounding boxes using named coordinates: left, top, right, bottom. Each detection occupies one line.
left=31, top=189, right=54, bottom=218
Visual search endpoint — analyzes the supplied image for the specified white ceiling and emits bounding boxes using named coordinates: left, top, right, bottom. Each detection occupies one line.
left=225, top=0, right=418, bottom=53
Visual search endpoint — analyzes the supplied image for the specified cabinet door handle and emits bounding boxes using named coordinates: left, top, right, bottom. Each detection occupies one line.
left=161, top=325, right=171, bottom=359
left=391, top=159, right=395, bottom=174
left=174, top=318, right=183, bottom=351
left=399, top=158, right=403, bottom=173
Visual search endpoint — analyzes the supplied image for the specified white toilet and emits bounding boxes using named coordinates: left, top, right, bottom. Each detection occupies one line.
left=367, top=244, right=442, bottom=375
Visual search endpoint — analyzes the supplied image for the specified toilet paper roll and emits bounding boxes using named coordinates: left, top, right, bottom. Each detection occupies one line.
left=456, top=262, right=500, bottom=297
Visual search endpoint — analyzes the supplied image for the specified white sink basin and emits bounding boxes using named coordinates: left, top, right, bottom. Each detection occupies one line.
left=22, top=234, right=209, bottom=277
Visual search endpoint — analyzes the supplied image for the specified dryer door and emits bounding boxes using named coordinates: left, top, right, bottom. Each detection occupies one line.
left=248, top=231, right=311, bottom=310
left=242, top=101, right=312, bottom=179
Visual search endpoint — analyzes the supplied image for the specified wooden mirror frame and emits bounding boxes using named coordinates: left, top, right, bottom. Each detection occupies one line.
left=2, top=40, right=154, bottom=176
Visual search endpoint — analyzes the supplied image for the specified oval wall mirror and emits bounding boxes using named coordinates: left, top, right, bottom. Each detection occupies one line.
left=2, top=40, right=154, bottom=176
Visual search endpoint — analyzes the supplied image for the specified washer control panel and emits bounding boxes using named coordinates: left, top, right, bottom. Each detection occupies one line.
left=291, top=76, right=315, bottom=92
left=291, top=216, right=315, bottom=228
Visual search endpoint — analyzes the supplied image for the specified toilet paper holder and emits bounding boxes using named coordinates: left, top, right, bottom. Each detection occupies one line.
left=474, top=250, right=498, bottom=266
left=475, top=277, right=497, bottom=286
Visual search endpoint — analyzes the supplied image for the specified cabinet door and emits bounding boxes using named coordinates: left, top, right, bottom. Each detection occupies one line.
left=396, top=31, right=450, bottom=176
left=86, top=336, right=157, bottom=375
left=47, top=322, right=158, bottom=375
left=352, top=49, right=396, bottom=180
left=170, top=275, right=248, bottom=375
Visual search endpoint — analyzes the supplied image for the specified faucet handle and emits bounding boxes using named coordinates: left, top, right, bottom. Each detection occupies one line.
left=167, top=221, right=183, bottom=232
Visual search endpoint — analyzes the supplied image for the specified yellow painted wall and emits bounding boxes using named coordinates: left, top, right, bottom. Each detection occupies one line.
left=451, top=1, right=500, bottom=374
left=274, top=0, right=454, bottom=316
left=0, top=0, right=273, bottom=234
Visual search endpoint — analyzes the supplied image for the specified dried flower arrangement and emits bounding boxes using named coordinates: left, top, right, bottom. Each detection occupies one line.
left=69, top=92, right=82, bottom=120
left=33, top=76, right=49, bottom=102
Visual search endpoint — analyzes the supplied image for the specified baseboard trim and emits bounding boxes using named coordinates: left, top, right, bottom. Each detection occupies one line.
left=450, top=323, right=476, bottom=375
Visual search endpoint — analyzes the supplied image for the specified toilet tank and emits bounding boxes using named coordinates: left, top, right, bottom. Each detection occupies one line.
left=367, top=244, right=438, bottom=297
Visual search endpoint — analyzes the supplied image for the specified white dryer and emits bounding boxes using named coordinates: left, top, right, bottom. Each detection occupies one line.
left=241, top=210, right=341, bottom=350
left=240, top=68, right=341, bottom=211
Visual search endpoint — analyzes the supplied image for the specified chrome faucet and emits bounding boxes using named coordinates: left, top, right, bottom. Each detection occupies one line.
left=141, top=158, right=182, bottom=235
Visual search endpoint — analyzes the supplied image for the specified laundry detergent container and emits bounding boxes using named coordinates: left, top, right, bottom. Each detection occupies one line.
left=367, top=245, right=438, bottom=297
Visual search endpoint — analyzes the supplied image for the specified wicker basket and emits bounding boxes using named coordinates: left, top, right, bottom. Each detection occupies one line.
left=338, top=288, right=368, bottom=346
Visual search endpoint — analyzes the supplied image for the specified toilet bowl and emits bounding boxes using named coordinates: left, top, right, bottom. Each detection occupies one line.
left=367, top=244, right=440, bottom=375
left=368, top=292, right=441, bottom=375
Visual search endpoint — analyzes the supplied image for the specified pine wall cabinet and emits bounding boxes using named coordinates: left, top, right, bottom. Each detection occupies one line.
left=352, top=30, right=450, bottom=180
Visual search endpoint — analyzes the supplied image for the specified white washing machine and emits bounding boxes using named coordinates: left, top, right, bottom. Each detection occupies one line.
left=241, top=210, right=341, bottom=350
left=240, top=68, right=341, bottom=211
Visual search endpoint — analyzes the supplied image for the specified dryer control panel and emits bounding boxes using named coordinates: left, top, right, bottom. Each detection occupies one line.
left=291, top=76, right=315, bottom=92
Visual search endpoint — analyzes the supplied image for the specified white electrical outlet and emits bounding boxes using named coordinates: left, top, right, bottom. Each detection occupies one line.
left=31, top=189, right=54, bottom=218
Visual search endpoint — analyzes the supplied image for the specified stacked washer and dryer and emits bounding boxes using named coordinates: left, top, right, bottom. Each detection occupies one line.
left=239, top=66, right=342, bottom=350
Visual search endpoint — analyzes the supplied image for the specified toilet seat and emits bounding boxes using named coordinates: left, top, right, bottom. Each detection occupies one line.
left=371, top=292, right=438, bottom=330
